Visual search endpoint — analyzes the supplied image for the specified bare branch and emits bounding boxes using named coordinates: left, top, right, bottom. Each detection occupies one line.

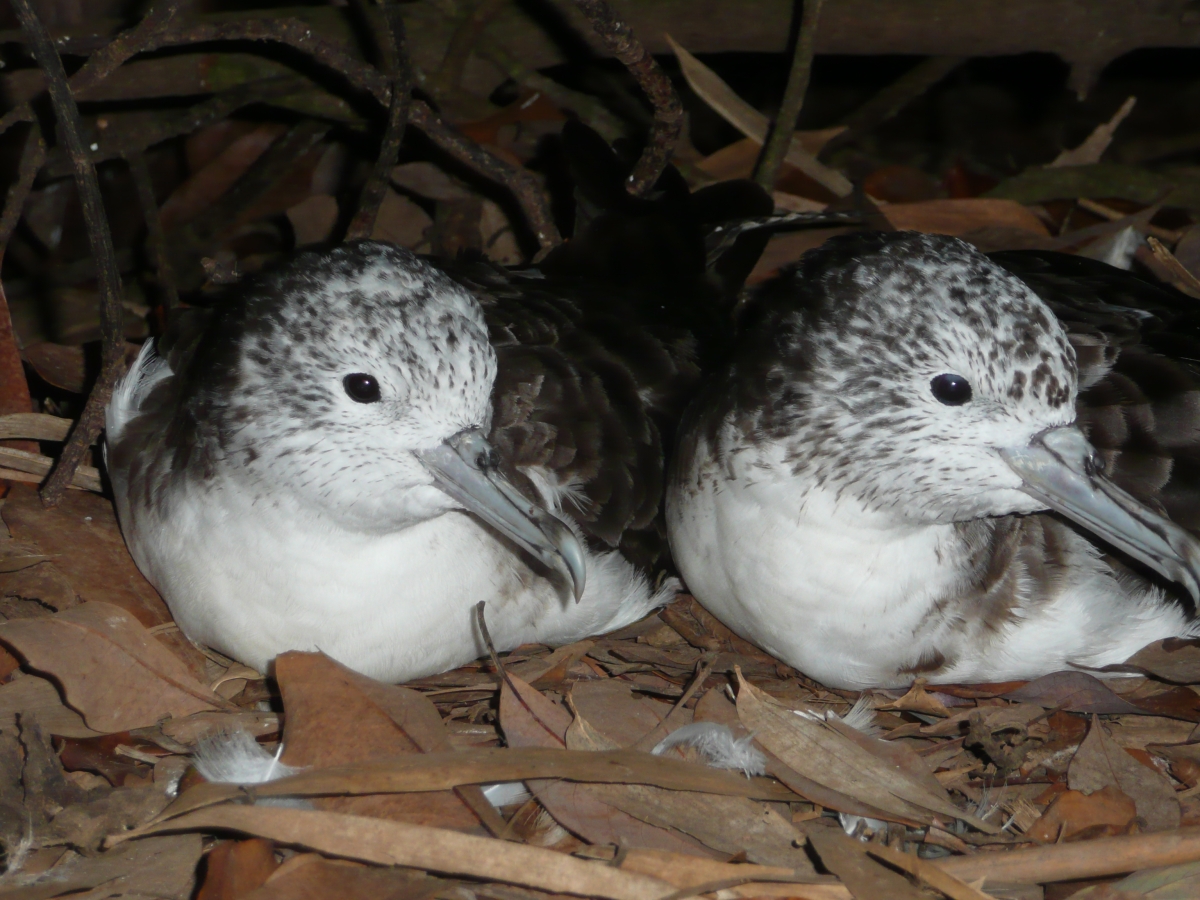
left=345, top=1, right=412, bottom=242
left=573, top=0, right=683, bottom=196
left=753, top=0, right=824, bottom=191
left=10, top=0, right=126, bottom=506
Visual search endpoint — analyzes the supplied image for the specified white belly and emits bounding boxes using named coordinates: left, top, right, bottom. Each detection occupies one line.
left=117, top=478, right=665, bottom=682
left=667, top=443, right=1194, bottom=689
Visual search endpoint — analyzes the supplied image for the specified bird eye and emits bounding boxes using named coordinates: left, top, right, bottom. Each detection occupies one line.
left=930, top=373, right=972, bottom=406
left=343, top=373, right=381, bottom=403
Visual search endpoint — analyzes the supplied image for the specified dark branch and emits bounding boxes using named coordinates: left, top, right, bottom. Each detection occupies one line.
left=573, top=0, right=683, bottom=196
left=409, top=101, right=561, bottom=254
left=754, top=0, right=824, bottom=191
left=10, top=0, right=126, bottom=506
left=345, top=0, right=412, bottom=242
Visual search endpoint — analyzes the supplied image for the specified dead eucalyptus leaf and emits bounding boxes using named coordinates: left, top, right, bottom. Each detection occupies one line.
left=0, top=602, right=225, bottom=733
left=1069, top=715, right=1180, bottom=832
left=735, top=670, right=996, bottom=832
left=119, top=805, right=677, bottom=900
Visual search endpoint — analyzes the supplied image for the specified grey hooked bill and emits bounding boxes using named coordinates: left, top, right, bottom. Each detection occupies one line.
left=417, top=429, right=586, bottom=601
left=1002, top=426, right=1200, bottom=602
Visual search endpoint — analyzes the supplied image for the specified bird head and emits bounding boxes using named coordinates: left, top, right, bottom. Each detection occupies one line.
left=737, top=231, right=1200, bottom=598
left=192, top=241, right=584, bottom=597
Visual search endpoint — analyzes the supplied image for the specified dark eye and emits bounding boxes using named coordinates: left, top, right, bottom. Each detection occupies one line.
left=930, top=373, right=972, bottom=406
left=343, top=373, right=381, bottom=403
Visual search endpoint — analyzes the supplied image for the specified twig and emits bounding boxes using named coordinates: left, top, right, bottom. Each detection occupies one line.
left=935, top=826, right=1200, bottom=885
left=475, top=600, right=523, bottom=704
left=125, top=152, right=179, bottom=313
left=820, top=55, right=965, bottom=158
left=0, top=128, right=46, bottom=448
left=42, top=76, right=312, bottom=179
left=152, top=17, right=560, bottom=255
left=11, top=0, right=126, bottom=506
left=753, top=0, right=824, bottom=191
left=345, top=0, right=411, bottom=241
left=0, top=0, right=186, bottom=139
left=632, top=652, right=717, bottom=751
left=0, top=127, right=45, bottom=250
left=573, top=0, right=683, bottom=196
left=410, top=101, right=561, bottom=254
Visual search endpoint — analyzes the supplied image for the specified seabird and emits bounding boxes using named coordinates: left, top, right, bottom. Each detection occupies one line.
left=667, top=231, right=1200, bottom=689
left=105, top=132, right=779, bottom=682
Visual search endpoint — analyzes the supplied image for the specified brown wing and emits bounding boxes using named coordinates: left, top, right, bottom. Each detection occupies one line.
left=446, top=259, right=703, bottom=571
left=991, top=250, right=1200, bottom=534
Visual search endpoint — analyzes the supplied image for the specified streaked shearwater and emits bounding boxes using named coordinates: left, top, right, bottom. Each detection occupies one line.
left=667, top=231, right=1200, bottom=688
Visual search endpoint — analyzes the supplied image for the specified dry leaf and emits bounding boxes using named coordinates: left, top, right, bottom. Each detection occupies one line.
left=0, top=602, right=225, bottom=734
left=1050, top=96, right=1137, bottom=167
left=666, top=35, right=852, bottom=197
left=1026, top=785, right=1138, bottom=843
left=0, top=673, right=101, bottom=738
left=4, top=835, right=203, bottom=900
left=735, top=671, right=995, bottom=832
left=500, top=672, right=721, bottom=856
left=243, top=856, right=442, bottom=900
left=882, top=198, right=1050, bottom=238
left=565, top=694, right=815, bottom=870
left=875, top=678, right=950, bottom=717
left=275, top=651, right=481, bottom=831
left=1, top=484, right=208, bottom=679
left=1005, top=672, right=1147, bottom=716
left=1069, top=715, right=1180, bottom=831
left=1119, top=639, right=1200, bottom=685
left=371, top=189, right=433, bottom=250
left=196, top=838, right=280, bottom=900
left=286, top=195, right=339, bottom=247
left=121, top=805, right=677, bottom=900
left=807, top=829, right=927, bottom=900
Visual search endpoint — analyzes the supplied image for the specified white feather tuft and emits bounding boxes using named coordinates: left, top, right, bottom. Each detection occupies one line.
left=652, top=722, right=766, bottom=777
left=839, top=813, right=889, bottom=839
left=796, top=696, right=881, bottom=738
left=193, top=729, right=297, bottom=784
left=481, top=781, right=532, bottom=808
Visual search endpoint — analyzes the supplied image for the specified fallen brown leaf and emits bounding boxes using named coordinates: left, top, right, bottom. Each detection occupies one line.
left=0, top=602, right=225, bottom=734
left=1069, top=715, right=1180, bottom=832
left=807, top=829, right=927, bottom=900
left=195, top=839, right=279, bottom=900
left=242, top=855, right=443, bottom=900
left=119, top=805, right=677, bottom=900
left=1, top=484, right=208, bottom=679
left=1026, top=785, right=1138, bottom=843
left=735, top=670, right=995, bottom=832
left=499, top=672, right=721, bottom=856
left=276, top=651, right=482, bottom=831
left=882, top=198, right=1050, bottom=238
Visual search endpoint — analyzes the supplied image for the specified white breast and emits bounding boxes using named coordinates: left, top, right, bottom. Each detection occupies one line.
left=114, top=471, right=669, bottom=683
left=667, top=430, right=1196, bottom=689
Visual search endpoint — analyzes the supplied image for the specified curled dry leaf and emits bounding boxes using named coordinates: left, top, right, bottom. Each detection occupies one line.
left=499, top=671, right=720, bottom=856
left=806, top=829, right=928, bottom=900
left=275, top=651, right=483, bottom=831
left=120, top=805, right=677, bottom=900
left=1069, top=715, right=1180, bottom=832
left=881, top=198, right=1051, bottom=239
left=0, top=602, right=225, bottom=734
left=734, top=670, right=997, bottom=833
left=565, top=692, right=816, bottom=871
left=1025, top=785, right=1138, bottom=843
